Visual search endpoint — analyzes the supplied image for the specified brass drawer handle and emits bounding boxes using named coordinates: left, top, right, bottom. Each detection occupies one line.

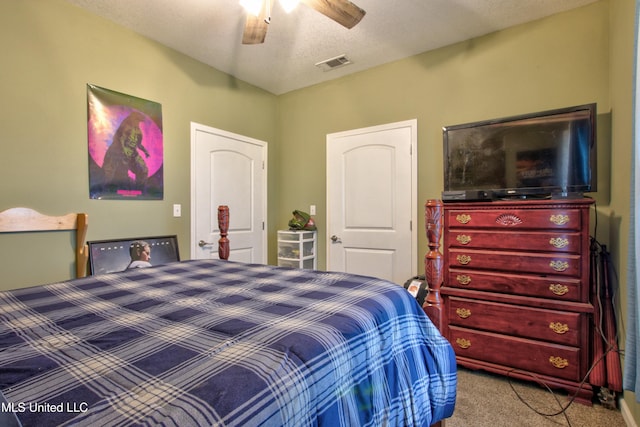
left=550, top=214, right=570, bottom=225
left=550, top=260, right=569, bottom=272
left=456, top=214, right=471, bottom=224
left=549, top=284, right=569, bottom=296
left=456, top=255, right=472, bottom=265
left=456, top=308, right=471, bottom=319
left=456, top=234, right=472, bottom=245
left=549, top=356, right=569, bottom=369
left=549, top=237, right=569, bottom=249
left=456, top=338, right=471, bottom=349
left=549, top=322, right=569, bottom=334
left=456, top=274, right=472, bottom=285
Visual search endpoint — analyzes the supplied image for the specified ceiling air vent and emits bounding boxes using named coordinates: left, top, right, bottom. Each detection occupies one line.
left=315, top=54, right=352, bottom=71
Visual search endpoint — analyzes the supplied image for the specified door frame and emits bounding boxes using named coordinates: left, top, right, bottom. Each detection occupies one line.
left=189, top=122, right=268, bottom=261
left=325, top=119, right=418, bottom=278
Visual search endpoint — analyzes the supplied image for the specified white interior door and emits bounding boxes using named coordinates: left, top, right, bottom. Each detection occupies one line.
left=327, top=119, right=417, bottom=284
left=191, top=123, right=267, bottom=263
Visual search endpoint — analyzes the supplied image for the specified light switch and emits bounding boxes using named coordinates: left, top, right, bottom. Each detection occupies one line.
left=173, top=204, right=181, bottom=217
left=310, top=205, right=316, bottom=215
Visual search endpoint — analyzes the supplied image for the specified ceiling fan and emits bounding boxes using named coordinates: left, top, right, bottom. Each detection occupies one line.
left=240, top=0, right=366, bottom=45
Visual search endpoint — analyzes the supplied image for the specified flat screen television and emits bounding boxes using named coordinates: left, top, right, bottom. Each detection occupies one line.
left=442, top=103, right=597, bottom=200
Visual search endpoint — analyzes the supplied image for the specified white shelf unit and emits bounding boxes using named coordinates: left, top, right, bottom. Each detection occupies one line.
left=277, top=230, right=317, bottom=269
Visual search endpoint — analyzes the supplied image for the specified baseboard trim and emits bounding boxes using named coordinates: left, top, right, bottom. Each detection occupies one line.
left=621, top=399, right=638, bottom=427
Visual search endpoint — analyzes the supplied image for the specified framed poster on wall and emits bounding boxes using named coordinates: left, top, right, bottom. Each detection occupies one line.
left=87, top=84, right=164, bottom=199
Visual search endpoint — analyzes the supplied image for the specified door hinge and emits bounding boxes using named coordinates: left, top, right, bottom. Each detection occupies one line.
left=410, top=220, right=413, bottom=231
left=262, top=221, right=265, bottom=230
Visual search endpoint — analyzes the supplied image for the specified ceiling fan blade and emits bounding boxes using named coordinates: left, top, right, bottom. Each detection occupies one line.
left=242, top=14, right=268, bottom=44
left=242, top=0, right=273, bottom=44
left=301, top=0, right=366, bottom=29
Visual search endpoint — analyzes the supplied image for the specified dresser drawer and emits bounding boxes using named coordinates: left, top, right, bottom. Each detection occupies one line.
left=448, top=326, right=582, bottom=381
left=447, top=230, right=581, bottom=253
left=448, top=297, right=583, bottom=345
left=448, top=248, right=581, bottom=276
left=446, top=208, right=582, bottom=231
left=446, top=269, right=584, bottom=302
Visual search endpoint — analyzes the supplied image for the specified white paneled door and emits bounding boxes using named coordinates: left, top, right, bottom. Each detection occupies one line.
left=327, top=119, right=417, bottom=284
left=191, top=123, right=267, bottom=263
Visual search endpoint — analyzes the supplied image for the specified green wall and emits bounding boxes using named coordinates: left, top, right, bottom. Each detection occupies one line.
left=0, top=0, right=277, bottom=289
left=276, top=0, right=639, bottom=422
left=277, top=1, right=611, bottom=270
left=2, top=0, right=639, bottom=423
left=610, top=0, right=637, bottom=421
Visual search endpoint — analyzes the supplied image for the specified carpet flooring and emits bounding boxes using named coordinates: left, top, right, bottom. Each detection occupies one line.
left=446, top=367, right=627, bottom=427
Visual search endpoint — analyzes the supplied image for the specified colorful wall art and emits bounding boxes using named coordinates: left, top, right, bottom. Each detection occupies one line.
left=87, top=84, right=163, bottom=199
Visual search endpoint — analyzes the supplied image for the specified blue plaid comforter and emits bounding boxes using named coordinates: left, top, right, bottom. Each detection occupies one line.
left=0, top=259, right=456, bottom=426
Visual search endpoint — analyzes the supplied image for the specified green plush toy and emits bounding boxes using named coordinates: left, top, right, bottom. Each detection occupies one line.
left=288, top=210, right=317, bottom=231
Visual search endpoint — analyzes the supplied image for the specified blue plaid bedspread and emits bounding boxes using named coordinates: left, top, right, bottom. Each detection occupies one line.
left=0, top=260, right=456, bottom=426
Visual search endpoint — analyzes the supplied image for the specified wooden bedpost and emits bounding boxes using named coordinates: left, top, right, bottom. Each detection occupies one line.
left=217, top=205, right=230, bottom=260
left=423, top=199, right=444, bottom=330
left=0, top=208, right=89, bottom=278
left=76, top=213, right=89, bottom=278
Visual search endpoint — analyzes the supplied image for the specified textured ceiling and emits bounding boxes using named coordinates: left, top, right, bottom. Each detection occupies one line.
left=64, top=0, right=599, bottom=95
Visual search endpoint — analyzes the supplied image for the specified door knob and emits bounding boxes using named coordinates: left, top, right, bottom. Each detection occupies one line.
left=330, top=235, right=342, bottom=243
left=198, top=240, right=213, bottom=247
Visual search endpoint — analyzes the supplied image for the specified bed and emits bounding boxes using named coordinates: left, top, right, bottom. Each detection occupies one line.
left=0, top=206, right=456, bottom=427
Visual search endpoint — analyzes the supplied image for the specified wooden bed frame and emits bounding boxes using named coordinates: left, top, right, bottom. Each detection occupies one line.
left=0, top=207, right=89, bottom=278
left=218, top=205, right=229, bottom=260
left=0, top=205, right=450, bottom=426
left=0, top=205, right=229, bottom=280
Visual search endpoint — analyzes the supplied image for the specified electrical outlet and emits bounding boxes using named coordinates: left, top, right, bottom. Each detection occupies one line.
left=173, top=204, right=181, bottom=217
left=310, top=205, right=316, bottom=215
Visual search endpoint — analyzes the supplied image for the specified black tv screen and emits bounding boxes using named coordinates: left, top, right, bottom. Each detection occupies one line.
left=443, top=103, right=596, bottom=199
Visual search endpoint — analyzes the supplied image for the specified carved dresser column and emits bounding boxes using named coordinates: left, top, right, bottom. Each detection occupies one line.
left=423, top=199, right=444, bottom=330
